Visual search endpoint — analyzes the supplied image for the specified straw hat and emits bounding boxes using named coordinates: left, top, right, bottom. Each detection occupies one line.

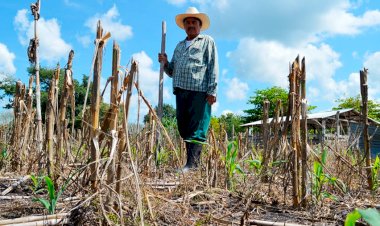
left=175, top=7, right=210, bottom=31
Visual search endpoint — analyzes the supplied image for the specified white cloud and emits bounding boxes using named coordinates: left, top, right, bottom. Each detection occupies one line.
left=14, top=9, right=72, bottom=64
left=320, top=8, right=380, bottom=36
left=335, top=73, right=361, bottom=98
left=229, top=38, right=342, bottom=88
left=197, top=0, right=380, bottom=44
left=221, top=109, right=233, bottom=115
left=0, top=43, right=16, bottom=75
left=85, top=5, right=133, bottom=42
left=63, top=0, right=81, bottom=8
left=76, top=35, right=92, bottom=47
left=308, top=86, right=320, bottom=99
left=166, top=0, right=187, bottom=6
left=212, top=101, right=219, bottom=114
left=363, top=52, right=380, bottom=99
left=220, top=109, right=244, bottom=117
left=224, top=77, right=249, bottom=101
left=123, top=51, right=172, bottom=123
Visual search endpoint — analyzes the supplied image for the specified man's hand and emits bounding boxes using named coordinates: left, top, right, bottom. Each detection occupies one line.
left=206, top=95, right=216, bottom=105
left=158, top=53, right=168, bottom=65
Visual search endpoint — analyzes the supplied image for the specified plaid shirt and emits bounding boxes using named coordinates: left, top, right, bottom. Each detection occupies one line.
left=164, top=34, right=218, bottom=96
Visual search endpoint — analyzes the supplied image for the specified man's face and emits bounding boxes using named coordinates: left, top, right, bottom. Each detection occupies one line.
left=183, top=17, right=201, bottom=40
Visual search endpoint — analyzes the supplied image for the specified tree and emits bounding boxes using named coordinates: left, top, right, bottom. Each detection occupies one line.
left=243, top=86, right=288, bottom=123
left=0, top=67, right=100, bottom=128
left=0, top=75, right=18, bottom=109
left=143, top=103, right=177, bottom=129
left=333, top=95, right=380, bottom=121
left=219, top=113, right=245, bottom=139
left=243, top=86, right=317, bottom=123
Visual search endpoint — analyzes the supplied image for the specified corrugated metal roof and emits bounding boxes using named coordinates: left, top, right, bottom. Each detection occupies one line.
left=307, top=108, right=354, bottom=119
left=241, top=108, right=380, bottom=127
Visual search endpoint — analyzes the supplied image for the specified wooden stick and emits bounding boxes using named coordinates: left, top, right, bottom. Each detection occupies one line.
left=135, top=83, right=179, bottom=165
left=0, top=196, right=31, bottom=200
left=1, top=175, right=30, bottom=196
left=247, top=219, right=307, bottom=226
left=360, top=68, right=373, bottom=189
left=0, top=213, right=68, bottom=225
left=156, top=21, right=166, bottom=167
left=157, top=21, right=166, bottom=120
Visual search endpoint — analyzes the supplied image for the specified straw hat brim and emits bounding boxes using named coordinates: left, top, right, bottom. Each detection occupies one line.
left=175, top=13, right=210, bottom=31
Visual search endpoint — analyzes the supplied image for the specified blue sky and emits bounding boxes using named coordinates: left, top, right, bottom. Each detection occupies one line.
left=0, top=0, right=380, bottom=123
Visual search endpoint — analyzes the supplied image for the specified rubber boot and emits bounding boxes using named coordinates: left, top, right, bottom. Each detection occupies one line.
left=192, top=144, right=202, bottom=167
left=181, top=143, right=202, bottom=172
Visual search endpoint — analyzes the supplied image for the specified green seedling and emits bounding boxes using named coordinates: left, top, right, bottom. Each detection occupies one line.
left=156, top=148, right=169, bottom=167
left=345, top=208, right=380, bottom=226
left=222, top=141, right=244, bottom=190
left=371, top=155, right=380, bottom=191
left=30, top=174, right=44, bottom=194
left=312, top=149, right=346, bottom=202
left=246, top=157, right=263, bottom=175
left=33, top=174, right=72, bottom=214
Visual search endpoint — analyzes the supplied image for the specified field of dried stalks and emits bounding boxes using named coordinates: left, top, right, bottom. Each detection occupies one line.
left=0, top=114, right=379, bottom=226
left=0, top=10, right=379, bottom=226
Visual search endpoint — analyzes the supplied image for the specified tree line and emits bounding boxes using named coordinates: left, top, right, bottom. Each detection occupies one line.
left=1, top=68, right=379, bottom=136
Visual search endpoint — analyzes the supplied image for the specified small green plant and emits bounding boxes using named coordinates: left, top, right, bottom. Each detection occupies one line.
left=371, top=155, right=380, bottom=190
left=312, top=149, right=346, bottom=202
left=345, top=208, right=380, bottom=226
left=0, top=147, right=7, bottom=169
left=156, top=148, right=169, bottom=167
left=30, top=174, right=44, bottom=194
left=33, top=175, right=70, bottom=214
left=222, top=141, right=244, bottom=190
left=246, top=156, right=263, bottom=175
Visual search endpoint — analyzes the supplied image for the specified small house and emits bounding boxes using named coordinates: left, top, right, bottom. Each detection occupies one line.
left=241, top=108, right=380, bottom=156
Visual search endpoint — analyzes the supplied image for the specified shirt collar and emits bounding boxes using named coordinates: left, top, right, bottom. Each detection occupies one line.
left=181, top=34, right=205, bottom=43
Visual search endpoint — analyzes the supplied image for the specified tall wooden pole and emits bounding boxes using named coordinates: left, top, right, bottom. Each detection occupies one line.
left=156, top=21, right=166, bottom=166
left=158, top=21, right=166, bottom=120
left=300, top=57, right=307, bottom=207
left=289, top=58, right=300, bottom=207
left=261, top=100, right=270, bottom=182
left=360, top=68, right=373, bottom=189
left=31, top=0, right=43, bottom=156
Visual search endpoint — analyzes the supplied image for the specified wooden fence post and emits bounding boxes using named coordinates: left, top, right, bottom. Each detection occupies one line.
left=289, top=57, right=301, bottom=207
left=261, top=100, right=270, bottom=181
left=360, top=68, right=373, bottom=189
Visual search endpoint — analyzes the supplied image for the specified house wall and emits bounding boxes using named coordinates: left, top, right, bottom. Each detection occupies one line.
left=350, top=123, right=380, bottom=157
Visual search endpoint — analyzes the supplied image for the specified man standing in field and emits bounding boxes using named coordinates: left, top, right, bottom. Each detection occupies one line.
left=158, top=7, right=219, bottom=172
